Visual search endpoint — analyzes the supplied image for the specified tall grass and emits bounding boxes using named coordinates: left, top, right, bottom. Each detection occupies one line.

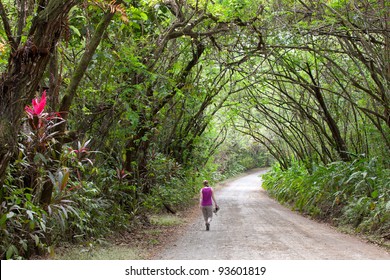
left=262, top=157, right=390, bottom=238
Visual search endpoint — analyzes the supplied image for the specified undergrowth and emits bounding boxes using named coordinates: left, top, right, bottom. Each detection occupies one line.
left=0, top=149, right=212, bottom=259
left=262, top=157, right=390, bottom=240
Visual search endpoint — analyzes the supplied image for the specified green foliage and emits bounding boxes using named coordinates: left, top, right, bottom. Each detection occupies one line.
left=142, top=152, right=200, bottom=213
left=2, top=0, right=390, bottom=259
left=0, top=145, right=141, bottom=259
left=204, top=0, right=258, bottom=21
left=263, top=158, right=390, bottom=237
left=0, top=183, right=49, bottom=259
left=213, top=127, right=273, bottom=180
left=1, top=103, right=130, bottom=258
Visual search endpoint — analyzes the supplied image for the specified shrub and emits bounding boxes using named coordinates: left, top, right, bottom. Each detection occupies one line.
left=262, top=157, right=390, bottom=237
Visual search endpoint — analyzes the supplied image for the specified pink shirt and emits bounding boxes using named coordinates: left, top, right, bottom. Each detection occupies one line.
left=201, top=187, right=213, bottom=206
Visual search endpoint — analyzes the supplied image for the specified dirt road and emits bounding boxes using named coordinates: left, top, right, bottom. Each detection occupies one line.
left=155, top=169, right=389, bottom=260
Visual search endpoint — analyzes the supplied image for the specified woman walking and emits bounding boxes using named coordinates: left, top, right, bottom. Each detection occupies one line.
left=199, top=180, right=218, bottom=231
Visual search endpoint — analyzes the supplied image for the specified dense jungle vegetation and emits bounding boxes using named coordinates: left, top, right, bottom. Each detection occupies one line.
left=0, top=0, right=389, bottom=259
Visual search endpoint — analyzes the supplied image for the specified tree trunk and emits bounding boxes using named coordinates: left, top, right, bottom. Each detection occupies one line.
left=58, top=8, right=118, bottom=125
left=311, top=84, right=350, bottom=161
left=304, top=62, right=351, bottom=162
left=0, top=0, right=80, bottom=190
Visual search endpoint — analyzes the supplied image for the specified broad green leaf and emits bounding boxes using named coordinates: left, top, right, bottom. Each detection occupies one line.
left=69, top=25, right=81, bottom=37
left=0, top=214, right=7, bottom=228
left=139, top=12, right=148, bottom=21
left=6, top=245, right=17, bottom=259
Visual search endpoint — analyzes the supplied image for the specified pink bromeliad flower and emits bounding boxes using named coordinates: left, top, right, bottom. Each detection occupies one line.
left=25, top=90, right=47, bottom=118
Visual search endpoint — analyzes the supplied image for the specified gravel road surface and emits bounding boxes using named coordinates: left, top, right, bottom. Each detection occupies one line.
left=156, top=169, right=389, bottom=260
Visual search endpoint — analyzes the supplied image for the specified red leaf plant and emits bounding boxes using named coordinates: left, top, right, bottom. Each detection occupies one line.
left=24, top=90, right=47, bottom=130
left=25, top=90, right=63, bottom=128
left=25, top=90, right=47, bottom=117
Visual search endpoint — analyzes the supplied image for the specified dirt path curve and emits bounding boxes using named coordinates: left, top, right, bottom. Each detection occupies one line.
left=155, top=169, right=389, bottom=260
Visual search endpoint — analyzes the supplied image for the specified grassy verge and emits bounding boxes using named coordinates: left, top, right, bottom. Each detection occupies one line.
left=51, top=243, right=142, bottom=260
left=44, top=213, right=189, bottom=260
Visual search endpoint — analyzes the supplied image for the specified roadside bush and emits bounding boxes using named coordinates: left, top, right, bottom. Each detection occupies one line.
left=0, top=182, right=49, bottom=259
left=0, top=154, right=138, bottom=259
left=142, top=152, right=203, bottom=213
left=262, top=157, right=390, bottom=238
